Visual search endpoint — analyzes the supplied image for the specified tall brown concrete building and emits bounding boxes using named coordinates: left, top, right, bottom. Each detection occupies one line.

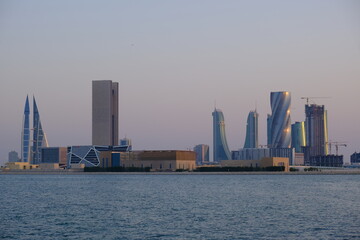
left=305, top=104, right=329, bottom=156
left=92, top=80, right=119, bottom=146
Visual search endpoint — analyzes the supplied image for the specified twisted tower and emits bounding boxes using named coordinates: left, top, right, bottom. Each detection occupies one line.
left=267, top=91, right=291, bottom=148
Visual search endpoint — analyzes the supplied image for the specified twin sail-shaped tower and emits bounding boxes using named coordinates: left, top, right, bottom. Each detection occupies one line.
left=21, top=96, right=48, bottom=164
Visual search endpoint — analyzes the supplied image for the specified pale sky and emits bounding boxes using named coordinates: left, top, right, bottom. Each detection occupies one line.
left=1, top=0, right=359, bottom=165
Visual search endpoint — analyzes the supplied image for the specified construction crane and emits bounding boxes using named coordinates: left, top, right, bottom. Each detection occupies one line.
left=301, top=97, right=331, bottom=105
left=327, top=141, right=347, bottom=155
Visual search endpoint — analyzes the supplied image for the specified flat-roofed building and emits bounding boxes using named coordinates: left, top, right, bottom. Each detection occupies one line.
left=41, top=147, right=67, bottom=166
left=194, top=144, right=209, bottom=166
left=5, top=162, right=39, bottom=170
left=294, top=153, right=304, bottom=166
left=8, top=151, right=20, bottom=162
left=220, top=157, right=289, bottom=172
left=232, top=147, right=295, bottom=165
left=92, top=80, right=119, bottom=146
left=120, top=150, right=196, bottom=171
left=310, top=155, right=343, bottom=167
left=67, top=145, right=129, bottom=168
left=350, top=152, right=360, bottom=164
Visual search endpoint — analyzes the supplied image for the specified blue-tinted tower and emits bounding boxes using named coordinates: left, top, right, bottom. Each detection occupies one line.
left=244, top=110, right=259, bottom=148
left=32, top=97, right=48, bottom=164
left=212, top=109, right=231, bottom=162
left=21, top=96, right=31, bottom=162
left=267, top=91, right=291, bottom=148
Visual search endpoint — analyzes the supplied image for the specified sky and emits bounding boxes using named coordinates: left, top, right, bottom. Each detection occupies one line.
left=0, top=0, right=359, bottom=165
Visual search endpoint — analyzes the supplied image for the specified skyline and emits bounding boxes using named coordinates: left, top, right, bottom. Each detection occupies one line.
left=1, top=0, right=359, bottom=165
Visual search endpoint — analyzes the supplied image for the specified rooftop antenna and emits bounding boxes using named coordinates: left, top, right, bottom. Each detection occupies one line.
left=214, top=100, right=217, bottom=110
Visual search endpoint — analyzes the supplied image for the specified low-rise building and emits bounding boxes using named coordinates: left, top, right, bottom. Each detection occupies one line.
left=40, top=147, right=67, bottom=166
left=220, top=157, right=289, bottom=172
left=294, top=153, right=304, bottom=166
left=67, top=145, right=129, bottom=168
left=5, top=162, right=39, bottom=170
left=232, top=148, right=295, bottom=165
left=309, top=155, right=343, bottom=167
left=120, top=150, right=196, bottom=171
left=350, top=152, right=360, bottom=164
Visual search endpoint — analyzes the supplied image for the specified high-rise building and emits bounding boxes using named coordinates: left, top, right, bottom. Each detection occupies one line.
left=193, top=144, right=209, bottom=165
left=291, top=121, right=306, bottom=153
left=92, top=80, right=119, bottom=146
left=305, top=104, right=329, bottom=156
left=32, top=96, right=48, bottom=164
left=8, top=151, right=20, bottom=162
left=244, top=110, right=258, bottom=148
left=267, top=91, right=291, bottom=148
left=212, top=109, right=231, bottom=162
left=21, top=95, right=30, bottom=162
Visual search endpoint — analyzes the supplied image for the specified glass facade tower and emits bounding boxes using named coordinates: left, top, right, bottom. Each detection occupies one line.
left=291, top=121, right=306, bottom=153
left=212, top=109, right=231, bottom=162
left=267, top=91, right=291, bottom=148
left=32, top=97, right=48, bottom=164
left=244, top=110, right=259, bottom=148
left=21, top=96, right=30, bottom=162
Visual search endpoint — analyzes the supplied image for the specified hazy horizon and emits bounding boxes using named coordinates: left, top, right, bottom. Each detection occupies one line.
left=1, top=0, right=359, bottom=165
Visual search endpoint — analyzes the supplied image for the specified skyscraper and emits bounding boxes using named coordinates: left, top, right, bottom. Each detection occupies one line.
left=21, top=95, right=30, bottom=162
left=291, top=121, right=306, bottom=153
left=92, top=80, right=119, bottom=146
left=244, top=110, right=259, bottom=148
left=305, top=104, right=329, bottom=156
left=212, top=109, right=231, bottom=162
left=193, top=144, right=209, bottom=165
left=32, top=96, right=48, bottom=164
left=267, top=91, right=291, bottom=148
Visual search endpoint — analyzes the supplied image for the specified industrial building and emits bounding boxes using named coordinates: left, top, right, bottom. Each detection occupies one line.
left=119, top=150, right=196, bottom=171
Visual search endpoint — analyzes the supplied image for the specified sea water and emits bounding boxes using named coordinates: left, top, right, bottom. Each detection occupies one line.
left=1, top=174, right=359, bottom=240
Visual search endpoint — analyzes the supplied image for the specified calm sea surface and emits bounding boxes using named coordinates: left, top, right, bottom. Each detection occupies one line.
left=1, top=174, right=359, bottom=240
